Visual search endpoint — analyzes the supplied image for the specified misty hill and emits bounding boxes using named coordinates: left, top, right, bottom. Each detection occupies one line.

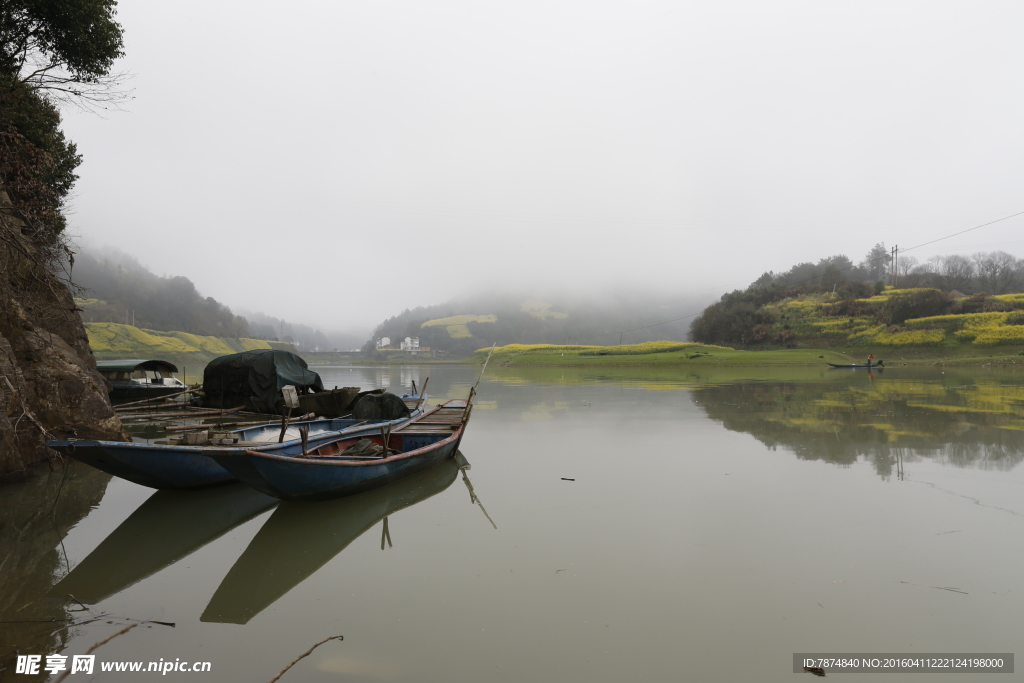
left=690, top=247, right=1024, bottom=348
left=72, top=245, right=360, bottom=350
left=365, top=291, right=717, bottom=357
left=240, top=310, right=367, bottom=352
left=73, top=246, right=247, bottom=337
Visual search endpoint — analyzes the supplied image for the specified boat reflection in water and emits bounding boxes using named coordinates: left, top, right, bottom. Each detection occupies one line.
left=201, top=454, right=465, bottom=624
left=52, top=484, right=278, bottom=604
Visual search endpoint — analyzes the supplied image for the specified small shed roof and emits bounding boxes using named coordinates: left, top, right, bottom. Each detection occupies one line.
left=95, top=359, right=179, bottom=373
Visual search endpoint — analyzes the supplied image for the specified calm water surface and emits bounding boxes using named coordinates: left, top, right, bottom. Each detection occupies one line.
left=3, top=364, right=1023, bottom=681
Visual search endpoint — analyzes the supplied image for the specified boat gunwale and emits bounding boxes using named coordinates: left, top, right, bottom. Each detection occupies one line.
left=45, top=409, right=432, bottom=453
left=224, top=426, right=463, bottom=468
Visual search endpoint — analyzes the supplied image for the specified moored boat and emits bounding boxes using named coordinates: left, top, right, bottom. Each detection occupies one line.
left=46, top=396, right=429, bottom=490
left=96, top=359, right=187, bottom=403
left=210, top=399, right=470, bottom=501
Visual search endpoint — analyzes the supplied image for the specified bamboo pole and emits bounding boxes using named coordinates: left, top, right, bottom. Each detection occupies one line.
left=163, top=413, right=316, bottom=432
left=119, top=406, right=245, bottom=420
left=414, top=377, right=430, bottom=410
left=473, top=344, right=496, bottom=392
left=278, top=407, right=292, bottom=443
left=113, top=388, right=194, bottom=410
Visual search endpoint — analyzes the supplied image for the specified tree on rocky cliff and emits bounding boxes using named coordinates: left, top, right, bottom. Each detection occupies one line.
left=1, top=0, right=125, bottom=104
left=1, top=0, right=127, bottom=482
left=1, top=0, right=125, bottom=237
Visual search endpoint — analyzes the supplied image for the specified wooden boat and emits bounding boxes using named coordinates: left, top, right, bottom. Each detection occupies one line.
left=826, top=361, right=885, bottom=368
left=46, top=397, right=429, bottom=490
left=211, top=399, right=470, bottom=501
left=96, top=359, right=187, bottom=403
left=51, top=484, right=278, bottom=604
left=201, top=455, right=462, bottom=624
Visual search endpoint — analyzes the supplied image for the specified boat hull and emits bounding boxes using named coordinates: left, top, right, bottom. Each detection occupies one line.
left=212, top=428, right=463, bottom=501
left=47, top=412, right=423, bottom=490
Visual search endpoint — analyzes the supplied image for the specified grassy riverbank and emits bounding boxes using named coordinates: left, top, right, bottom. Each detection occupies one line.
left=468, top=341, right=1024, bottom=367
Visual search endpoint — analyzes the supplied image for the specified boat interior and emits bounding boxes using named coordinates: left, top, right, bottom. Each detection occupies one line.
left=306, top=405, right=468, bottom=460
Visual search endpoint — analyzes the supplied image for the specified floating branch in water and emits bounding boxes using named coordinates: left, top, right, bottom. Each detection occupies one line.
left=266, top=635, right=344, bottom=683
left=900, top=580, right=967, bottom=594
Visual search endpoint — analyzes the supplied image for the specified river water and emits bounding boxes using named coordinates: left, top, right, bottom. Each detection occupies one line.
left=3, top=364, right=1023, bottom=681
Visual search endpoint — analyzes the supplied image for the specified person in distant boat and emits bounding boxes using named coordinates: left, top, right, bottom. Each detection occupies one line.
left=866, top=354, right=884, bottom=367
left=867, top=354, right=876, bottom=366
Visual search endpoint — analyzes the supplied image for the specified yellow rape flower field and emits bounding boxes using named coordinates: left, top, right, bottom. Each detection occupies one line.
left=421, top=314, right=498, bottom=339
left=86, top=323, right=293, bottom=363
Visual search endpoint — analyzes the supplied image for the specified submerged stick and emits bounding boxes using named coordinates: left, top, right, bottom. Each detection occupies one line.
left=266, top=635, right=344, bottom=683
left=900, top=581, right=967, bottom=594
left=458, top=460, right=496, bottom=529
left=52, top=624, right=138, bottom=683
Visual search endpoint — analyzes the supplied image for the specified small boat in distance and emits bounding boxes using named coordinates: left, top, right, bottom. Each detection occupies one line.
left=826, top=361, right=884, bottom=369
left=96, top=359, right=186, bottom=403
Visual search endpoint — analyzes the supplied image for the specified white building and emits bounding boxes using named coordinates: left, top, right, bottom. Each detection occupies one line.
left=400, top=336, right=420, bottom=353
left=376, top=336, right=391, bottom=350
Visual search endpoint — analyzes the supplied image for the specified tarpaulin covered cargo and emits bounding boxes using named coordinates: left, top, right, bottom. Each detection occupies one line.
left=202, top=350, right=324, bottom=413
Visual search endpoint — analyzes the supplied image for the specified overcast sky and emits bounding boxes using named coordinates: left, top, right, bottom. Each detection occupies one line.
left=61, top=0, right=1024, bottom=331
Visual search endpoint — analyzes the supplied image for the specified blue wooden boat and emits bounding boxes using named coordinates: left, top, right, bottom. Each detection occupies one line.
left=211, top=399, right=470, bottom=501
left=46, top=401, right=429, bottom=490
left=826, top=361, right=885, bottom=368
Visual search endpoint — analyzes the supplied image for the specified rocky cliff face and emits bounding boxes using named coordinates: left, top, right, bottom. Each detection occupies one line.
left=0, top=186, right=126, bottom=483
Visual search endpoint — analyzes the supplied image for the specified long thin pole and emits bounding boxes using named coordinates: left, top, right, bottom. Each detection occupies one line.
left=414, top=377, right=429, bottom=410
left=473, top=343, right=496, bottom=393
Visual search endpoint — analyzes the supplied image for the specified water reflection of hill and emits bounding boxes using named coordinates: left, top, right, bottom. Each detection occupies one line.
left=691, top=378, right=1024, bottom=477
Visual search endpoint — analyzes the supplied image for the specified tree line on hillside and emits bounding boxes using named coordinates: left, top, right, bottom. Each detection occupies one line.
left=73, top=248, right=249, bottom=337
left=363, top=292, right=704, bottom=357
left=750, top=244, right=1024, bottom=295
left=690, top=245, right=1024, bottom=347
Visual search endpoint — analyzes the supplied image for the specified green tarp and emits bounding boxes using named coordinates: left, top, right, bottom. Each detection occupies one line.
left=202, top=350, right=324, bottom=413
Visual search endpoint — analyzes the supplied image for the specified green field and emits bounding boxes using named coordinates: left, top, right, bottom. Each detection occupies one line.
left=468, top=341, right=1024, bottom=368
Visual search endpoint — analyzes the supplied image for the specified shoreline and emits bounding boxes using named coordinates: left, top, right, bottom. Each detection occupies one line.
left=463, top=344, right=1024, bottom=368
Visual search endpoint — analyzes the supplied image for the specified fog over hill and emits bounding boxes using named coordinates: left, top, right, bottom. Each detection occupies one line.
left=72, top=245, right=366, bottom=350
left=365, top=289, right=720, bottom=356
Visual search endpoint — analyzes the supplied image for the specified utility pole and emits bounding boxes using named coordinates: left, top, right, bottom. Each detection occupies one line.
left=894, top=244, right=899, bottom=288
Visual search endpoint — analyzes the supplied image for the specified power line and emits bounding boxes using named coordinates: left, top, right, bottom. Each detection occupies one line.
left=599, top=207, right=1024, bottom=341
